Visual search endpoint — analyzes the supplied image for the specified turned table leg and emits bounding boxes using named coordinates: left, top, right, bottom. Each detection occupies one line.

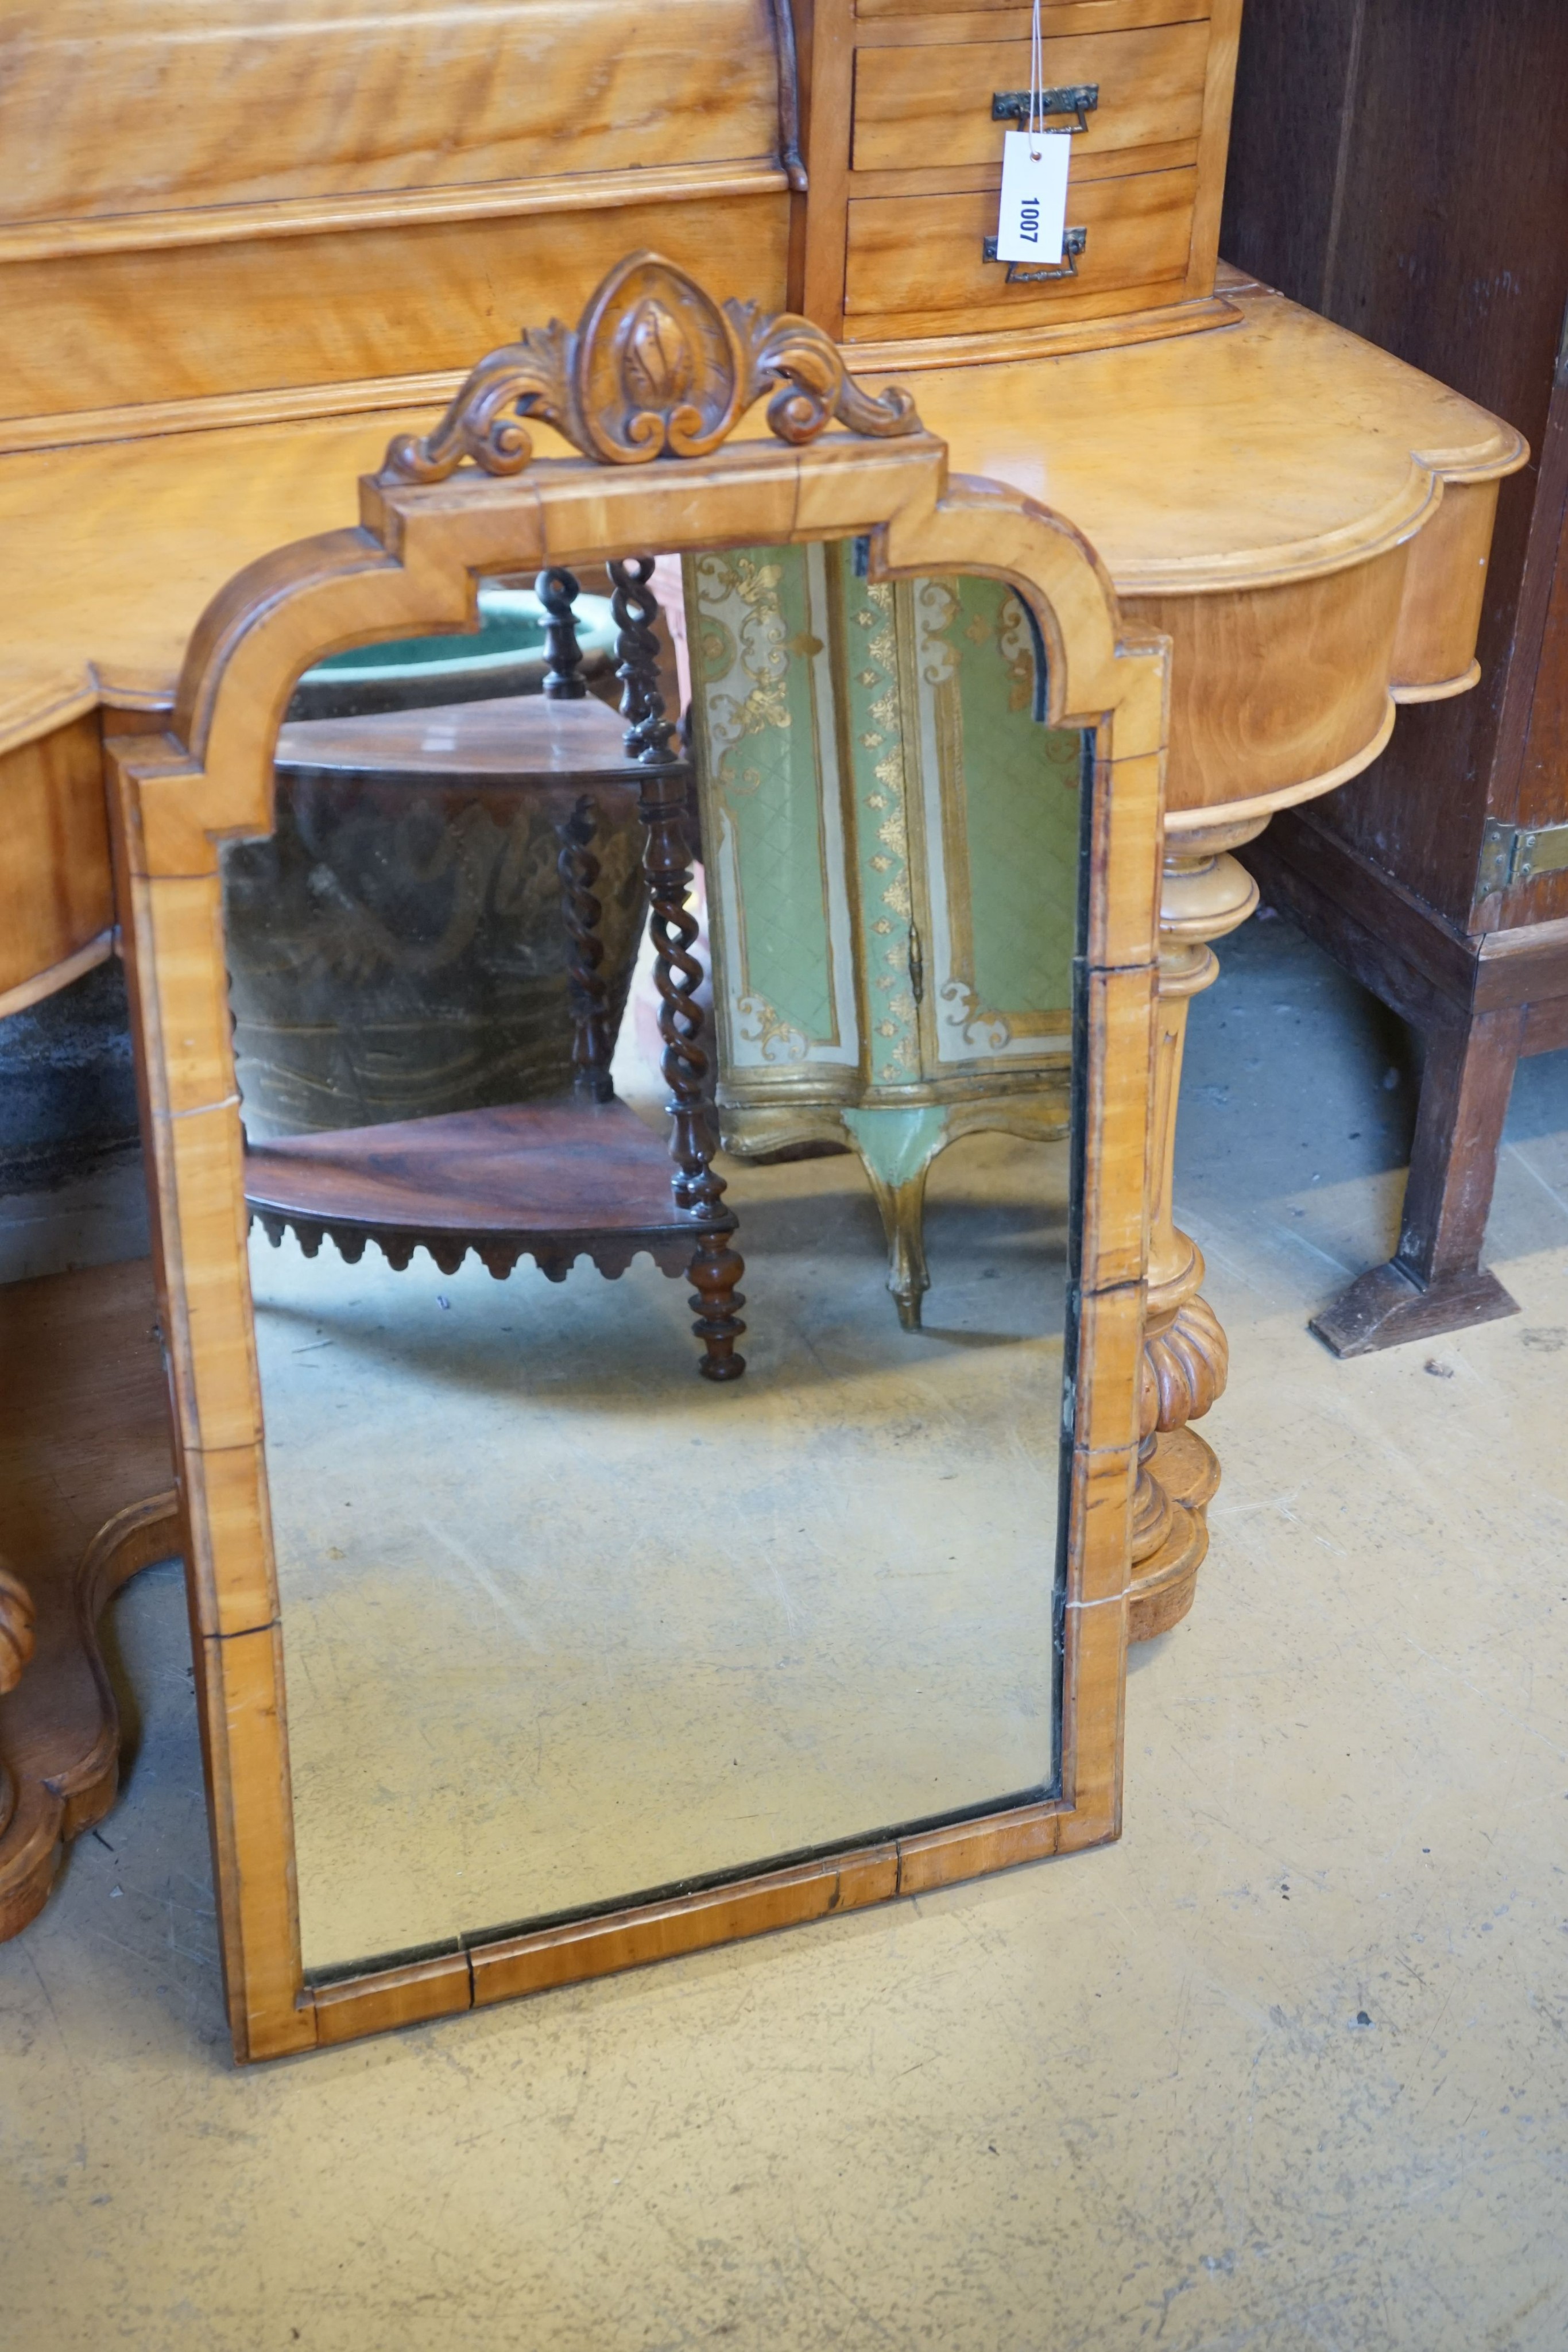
left=1128, top=817, right=1265, bottom=1643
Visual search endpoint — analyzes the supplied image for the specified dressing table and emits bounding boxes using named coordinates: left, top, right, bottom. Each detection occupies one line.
left=0, top=0, right=1525, bottom=1957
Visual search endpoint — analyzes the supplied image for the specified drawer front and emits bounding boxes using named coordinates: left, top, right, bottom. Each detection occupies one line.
left=844, top=167, right=1197, bottom=325
left=852, top=20, right=1210, bottom=174
left=855, top=1, right=1206, bottom=22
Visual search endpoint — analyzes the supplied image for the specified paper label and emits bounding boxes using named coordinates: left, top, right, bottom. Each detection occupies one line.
left=994, top=130, right=1070, bottom=267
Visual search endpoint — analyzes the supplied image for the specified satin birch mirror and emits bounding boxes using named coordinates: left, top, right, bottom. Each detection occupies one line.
left=109, top=258, right=1164, bottom=2061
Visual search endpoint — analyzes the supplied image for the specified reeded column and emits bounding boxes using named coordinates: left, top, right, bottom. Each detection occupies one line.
left=1128, top=815, right=1267, bottom=1641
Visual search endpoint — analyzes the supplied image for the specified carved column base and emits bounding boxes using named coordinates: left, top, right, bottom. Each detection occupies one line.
left=1127, top=1428, right=1220, bottom=1642
left=0, top=1259, right=178, bottom=1944
left=0, top=1494, right=180, bottom=1942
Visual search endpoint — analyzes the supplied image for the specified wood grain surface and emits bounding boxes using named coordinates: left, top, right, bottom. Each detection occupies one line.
left=850, top=22, right=1210, bottom=172
left=0, top=716, right=113, bottom=1001
left=245, top=1100, right=723, bottom=1258
left=844, top=169, right=1197, bottom=329
left=1, top=1, right=784, bottom=229
left=0, top=191, right=791, bottom=430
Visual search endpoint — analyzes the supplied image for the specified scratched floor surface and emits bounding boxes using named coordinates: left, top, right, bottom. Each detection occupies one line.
left=2, top=914, right=1566, bottom=2352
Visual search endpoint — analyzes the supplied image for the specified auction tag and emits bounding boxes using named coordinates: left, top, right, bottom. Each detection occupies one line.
left=994, top=130, right=1070, bottom=266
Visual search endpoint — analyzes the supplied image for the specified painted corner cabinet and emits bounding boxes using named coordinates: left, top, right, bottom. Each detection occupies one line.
left=687, top=541, right=1087, bottom=1328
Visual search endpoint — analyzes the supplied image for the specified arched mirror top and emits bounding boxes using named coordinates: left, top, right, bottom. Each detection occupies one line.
left=114, top=258, right=1159, bottom=877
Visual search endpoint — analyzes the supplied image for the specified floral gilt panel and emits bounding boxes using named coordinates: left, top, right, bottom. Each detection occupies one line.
left=907, top=574, right=1082, bottom=1070
left=835, top=546, right=923, bottom=1088
left=686, top=545, right=858, bottom=1071
left=687, top=544, right=1086, bottom=1100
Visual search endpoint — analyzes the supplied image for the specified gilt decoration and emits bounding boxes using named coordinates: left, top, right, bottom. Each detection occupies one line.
left=382, top=253, right=920, bottom=485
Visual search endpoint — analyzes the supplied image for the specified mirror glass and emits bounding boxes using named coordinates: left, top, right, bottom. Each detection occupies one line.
left=219, top=545, right=1087, bottom=1979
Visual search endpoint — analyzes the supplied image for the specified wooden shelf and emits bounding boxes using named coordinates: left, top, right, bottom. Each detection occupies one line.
left=244, top=1098, right=722, bottom=1283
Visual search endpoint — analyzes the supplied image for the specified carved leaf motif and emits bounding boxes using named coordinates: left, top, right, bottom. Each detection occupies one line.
left=380, top=253, right=922, bottom=483
left=622, top=301, right=695, bottom=407
left=737, top=303, right=921, bottom=447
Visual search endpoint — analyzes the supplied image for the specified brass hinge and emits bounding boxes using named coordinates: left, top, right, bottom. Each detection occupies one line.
left=1478, top=817, right=1568, bottom=895
left=908, top=919, right=925, bottom=1007
left=982, top=226, right=1087, bottom=284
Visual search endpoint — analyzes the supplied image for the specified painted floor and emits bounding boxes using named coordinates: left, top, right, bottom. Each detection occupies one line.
left=3, top=913, right=1567, bottom=2352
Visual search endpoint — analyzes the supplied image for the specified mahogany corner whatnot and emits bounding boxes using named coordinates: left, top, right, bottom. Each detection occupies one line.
left=247, top=551, right=749, bottom=1384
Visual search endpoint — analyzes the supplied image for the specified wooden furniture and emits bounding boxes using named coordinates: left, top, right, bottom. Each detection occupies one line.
left=0, top=1261, right=177, bottom=1940
left=1221, top=0, right=1568, bottom=1353
left=0, top=2, right=1529, bottom=1964
left=239, top=559, right=750, bottom=1381
left=233, top=688, right=648, bottom=1135
left=0, top=283, right=1522, bottom=1681
left=102, top=260, right=1165, bottom=2060
left=688, top=543, right=1083, bottom=1329
left=795, top=0, right=1245, bottom=361
left=0, top=1, right=801, bottom=455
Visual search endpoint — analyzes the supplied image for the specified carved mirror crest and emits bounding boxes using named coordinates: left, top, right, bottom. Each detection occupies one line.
left=108, top=260, right=1164, bottom=2061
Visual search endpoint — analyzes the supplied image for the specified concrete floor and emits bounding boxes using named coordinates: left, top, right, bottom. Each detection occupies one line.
left=4, top=913, right=1567, bottom=2351
left=251, top=1136, right=1069, bottom=1972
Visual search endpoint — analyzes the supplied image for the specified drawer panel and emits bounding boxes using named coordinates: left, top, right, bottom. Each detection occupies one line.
left=843, top=167, right=1197, bottom=323
left=855, top=1, right=1207, bottom=22
left=852, top=21, right=1210, bottom=173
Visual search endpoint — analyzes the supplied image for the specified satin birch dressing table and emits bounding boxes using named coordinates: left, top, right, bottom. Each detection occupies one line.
left=0, top=0, right=1524, bottom=1973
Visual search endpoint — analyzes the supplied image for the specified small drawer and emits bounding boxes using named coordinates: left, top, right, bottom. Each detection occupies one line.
left=843, top=167, right=1197, bottom=328
left=851, top=21, right=1209, bottom=174
left=854, top=0, right=1207, bottom=22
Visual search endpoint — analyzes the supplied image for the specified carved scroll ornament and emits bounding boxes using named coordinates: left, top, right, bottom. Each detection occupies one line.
left=382, top=253, right=920, bottom=485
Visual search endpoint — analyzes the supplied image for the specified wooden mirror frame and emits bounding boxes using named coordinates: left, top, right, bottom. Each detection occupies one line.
left=106, top=269, right=1166, bottom=2061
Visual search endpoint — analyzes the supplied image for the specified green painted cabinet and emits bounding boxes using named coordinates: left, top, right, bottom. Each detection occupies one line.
left=686, top=542, right=1088, bottom=1328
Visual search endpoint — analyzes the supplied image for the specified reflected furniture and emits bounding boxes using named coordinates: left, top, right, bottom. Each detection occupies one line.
left=238, top=559, right=749, bottom=1382
left=0, top=1, right=1528, bottom=1960
left=102, top=261, right=1166, bottom=2060
left=1222, top=0, right=1568, bottom=1353
left=689, top=544, right=1082, bottom=1329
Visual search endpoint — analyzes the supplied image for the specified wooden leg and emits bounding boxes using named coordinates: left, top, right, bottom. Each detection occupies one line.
left=867, top=1165, right=932, bottom=1332
left=688, top=1229, right=748, bottom=1382
left=1128, top=818, right=1263, bottom=1643
left=1310, top=1005, right=1525, bottom=1356
left=839, top=1106, right=950, bottom=1333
